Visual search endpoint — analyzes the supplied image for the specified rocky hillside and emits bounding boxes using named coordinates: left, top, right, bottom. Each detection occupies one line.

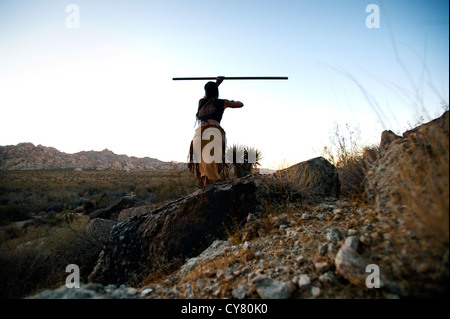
left=27, top=111, right=449, bottom=299
left=0, top=143, right=176, bottom=171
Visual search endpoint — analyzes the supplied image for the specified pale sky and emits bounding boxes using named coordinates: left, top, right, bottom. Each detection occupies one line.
left=0, top=0, right=448, bottom=169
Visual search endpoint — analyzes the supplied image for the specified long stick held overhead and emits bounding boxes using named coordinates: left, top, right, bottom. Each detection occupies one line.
left=173, top=76, right=288, bottom=81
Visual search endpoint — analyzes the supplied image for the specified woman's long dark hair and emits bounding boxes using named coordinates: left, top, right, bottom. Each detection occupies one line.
left=196, top=81, right=219, bottom=120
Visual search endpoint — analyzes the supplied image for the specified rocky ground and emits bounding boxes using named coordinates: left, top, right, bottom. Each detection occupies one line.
left=28, top=197, right=448, bottom=299
left=25, top=111, right=450, bottom=300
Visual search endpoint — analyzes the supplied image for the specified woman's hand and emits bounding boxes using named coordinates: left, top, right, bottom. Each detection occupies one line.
left=216, top=76, right=225, bottom=86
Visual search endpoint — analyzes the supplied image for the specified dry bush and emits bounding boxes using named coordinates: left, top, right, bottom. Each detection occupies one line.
left=322, top=122, right=378, bottom=198
left=226, top=144, right=263, bottom=179
left=0, top=216, right=102, bottom=298
left=0, top=169, right=198, bottom=298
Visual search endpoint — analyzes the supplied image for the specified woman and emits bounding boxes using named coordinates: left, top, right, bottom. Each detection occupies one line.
left=188, top=76, right=244, bottom=187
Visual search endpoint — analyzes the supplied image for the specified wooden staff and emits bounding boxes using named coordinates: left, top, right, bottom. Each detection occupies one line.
left=173, top=76, right=288, bottom=81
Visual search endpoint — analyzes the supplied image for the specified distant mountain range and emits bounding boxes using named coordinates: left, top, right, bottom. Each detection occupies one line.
left=0, top=143, right=179, bottom=171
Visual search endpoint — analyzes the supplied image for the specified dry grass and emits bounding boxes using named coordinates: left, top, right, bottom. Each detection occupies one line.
left=266, top=161, right=319, bottom=203
left=0, top=216, right=102, bottom=298
left=322, top=122, right=379, bottom=198
left=177, top=252, right=238, bottom=298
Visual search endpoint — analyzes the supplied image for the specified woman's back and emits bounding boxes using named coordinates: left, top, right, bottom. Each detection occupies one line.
left=196, top=98, right=225, bottom=123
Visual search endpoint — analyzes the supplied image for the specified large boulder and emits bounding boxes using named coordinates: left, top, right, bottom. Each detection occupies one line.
left=86, top=218, right=117, bottom=245
left=271, top=156, right=340, bottom=201
left=88, top=175, right=264, bottom=285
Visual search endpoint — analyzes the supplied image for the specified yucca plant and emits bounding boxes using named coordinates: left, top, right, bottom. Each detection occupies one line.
left=226, top=144, right=262, bottom=178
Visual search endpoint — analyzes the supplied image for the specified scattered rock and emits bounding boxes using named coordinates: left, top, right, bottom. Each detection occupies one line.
left=344, top=236, right=360, bottom=252
left=296, top=255, right=305, bottom=266
left=28, top=283, right=107, bottom=299
left=326, top=228, right=343, bottom=243
left=253, top=275, right=293, bottom=299
left=231, top=285, right=247, bottom=299
left=319, top=271, right=336, bottom=284
left=140, top=287, right=153, bottom=297
left=335, top=245, right=369, bottom=286
left=347, top=229, right=358, bottom=236
left=314, top=261, right=331, bottom=273
left=318, top=243, right=328, bottom=256
left=311, top=286, right=322, bottom=297
left=298, top=275, right=311, bottom=288
left=301, top=213, right=312, bottom=220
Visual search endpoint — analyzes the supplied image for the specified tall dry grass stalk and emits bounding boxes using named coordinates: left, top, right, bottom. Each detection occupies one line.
left=322, top=122, right=379, bottom=198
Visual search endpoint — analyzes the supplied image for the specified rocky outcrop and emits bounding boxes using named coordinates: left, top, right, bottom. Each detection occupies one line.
left=379, top=130, right=402, bottom=155
left=88, top=175, right=266, bottom=285
left=270, top=156, right=340, bottom=201
left=0, top=143, right=176, bottom=171
left=86, top=218, right=117, bottom=245
left=365, top=110, right=449, bottom=211
left=117, top=205, right=159, bottom=223
left=89, top=157, right=341, bottom=286
left=365, top=110, right=449, bottom=286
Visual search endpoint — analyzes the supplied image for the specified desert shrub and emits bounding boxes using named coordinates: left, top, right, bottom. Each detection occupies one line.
left=0, top=217, right=102, bottom=298
left=153, top=180, right=184, bottom=202
left=83, top=200, right=95, bottom=214
left=0, top=224, right=21, bottom=242
left=226, top=144, right=262, bottom=179
left=0, top=169, right=199, bottom=297
left=322, top=122, right=376, bottom=198
left=0, top=205, right=31, bottom=224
